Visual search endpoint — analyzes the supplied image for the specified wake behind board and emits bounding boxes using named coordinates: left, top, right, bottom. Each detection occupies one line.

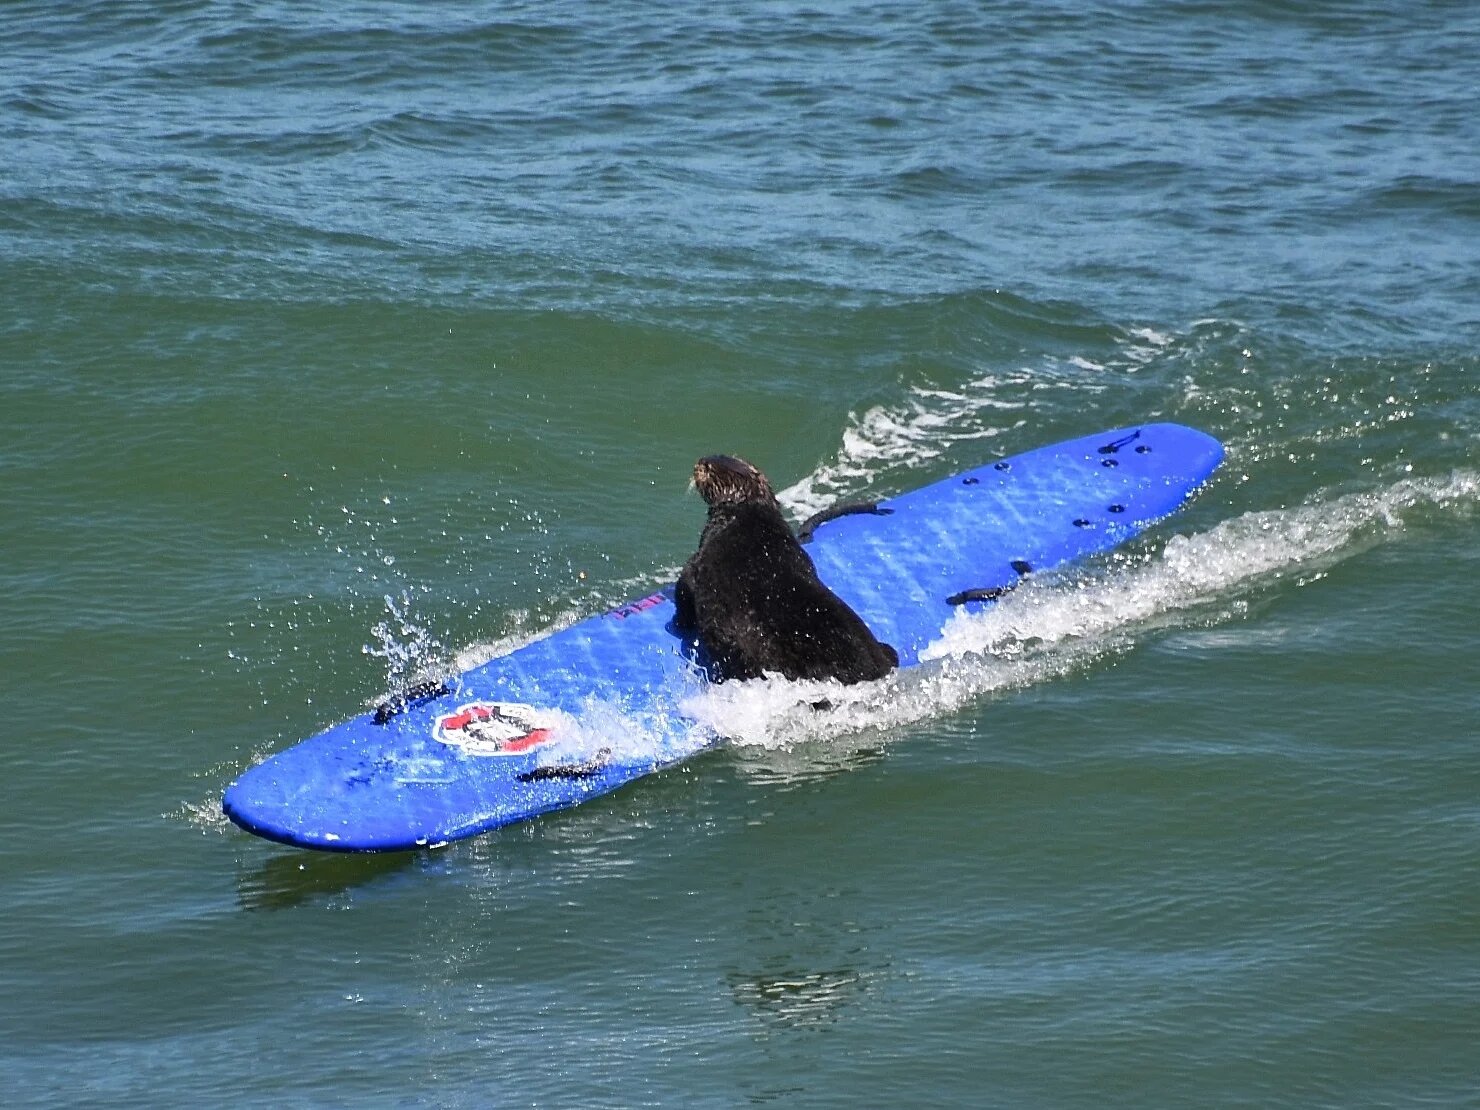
left=224, top=423, right=1223, bottom=851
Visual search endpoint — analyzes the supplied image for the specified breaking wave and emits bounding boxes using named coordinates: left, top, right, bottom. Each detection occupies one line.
left=776, top=378, right=1027, bottom=519
left=774, top=325, right=1180, bottom=520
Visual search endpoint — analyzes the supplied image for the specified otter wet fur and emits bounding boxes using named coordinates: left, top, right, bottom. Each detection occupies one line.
left=673, top=454, right=899, bottom=684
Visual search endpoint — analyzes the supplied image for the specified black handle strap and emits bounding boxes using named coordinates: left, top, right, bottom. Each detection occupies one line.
left=517, top=748, right=613, bottom=782
left=946, top=586, right=1012, bottom=605
left=946, top=560, right=1034, bottom=606
left=373, top=679, right=452, bottom=725
left=797, top=500, right=895, bottom=543
left=1097, top=429, right=1142, bottom=454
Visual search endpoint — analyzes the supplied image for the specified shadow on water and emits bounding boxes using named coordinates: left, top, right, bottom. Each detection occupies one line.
left=727, top=967, right=871, bottom=1034
left=236, top=845, right=428, bottom=911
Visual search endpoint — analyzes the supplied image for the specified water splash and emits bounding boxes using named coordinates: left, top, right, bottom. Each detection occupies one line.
left=361, top=588, right=449, bottom=695
left=928, top=469, right=1478, bottom=662
left=684, top=470, right=1480, bottom=754
left=776, top=378, right=1026, bottom=518
left=773, top=322, right=1186, bottom=520
left=169, top=796, right=237, bottom=837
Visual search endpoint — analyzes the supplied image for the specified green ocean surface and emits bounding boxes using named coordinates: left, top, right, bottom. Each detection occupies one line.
left=3, top=2, right=1478, bottom=1106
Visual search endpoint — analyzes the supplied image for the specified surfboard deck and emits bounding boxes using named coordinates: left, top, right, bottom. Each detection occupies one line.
left=224, top=423, right=1224, bottom=851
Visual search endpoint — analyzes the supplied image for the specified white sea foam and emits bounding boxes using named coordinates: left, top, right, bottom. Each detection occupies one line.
left=170, top=795, right=238, bottom=836
left=776, top=378, right=1028, bottom=518
left=557, top=691, right=709, bottom=766
left=773, top=321, right=1180, bottom=520
left=682, top=470, right=1480, bottom=753
left=451, top=613, right=568, bottom=672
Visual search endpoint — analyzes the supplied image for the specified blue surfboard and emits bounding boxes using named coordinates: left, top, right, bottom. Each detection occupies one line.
left=224, top=423, right=1223, bottom=851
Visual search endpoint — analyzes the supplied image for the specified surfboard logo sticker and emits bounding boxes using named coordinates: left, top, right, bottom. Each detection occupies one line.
left=433, top=701, right=557, bottom=757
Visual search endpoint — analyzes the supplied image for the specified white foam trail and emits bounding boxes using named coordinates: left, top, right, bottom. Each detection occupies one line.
left=553, top=692, right=708, bottom=767
left=684, top=470, right=1480, bottom=753
left=451, top=611, right=570, bottom=672
left=928, top=469, right=1479, bottom=662
left=775, top=324, right=1184, bottom=520
left=776, top=381, right=1027, bottom=518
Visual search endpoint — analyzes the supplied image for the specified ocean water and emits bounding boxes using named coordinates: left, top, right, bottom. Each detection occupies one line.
left=3, top=1, right=1479, bottom=1106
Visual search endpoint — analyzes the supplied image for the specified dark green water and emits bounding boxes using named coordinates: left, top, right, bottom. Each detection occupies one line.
left=4, top=2, right=1479, bottom=1106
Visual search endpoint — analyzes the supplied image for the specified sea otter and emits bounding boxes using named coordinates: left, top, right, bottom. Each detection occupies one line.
left=673, top=454, right=899, bottom=684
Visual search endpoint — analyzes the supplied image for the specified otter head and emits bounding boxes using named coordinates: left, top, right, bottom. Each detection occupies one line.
left=692, top=454, right=776, bottom=508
